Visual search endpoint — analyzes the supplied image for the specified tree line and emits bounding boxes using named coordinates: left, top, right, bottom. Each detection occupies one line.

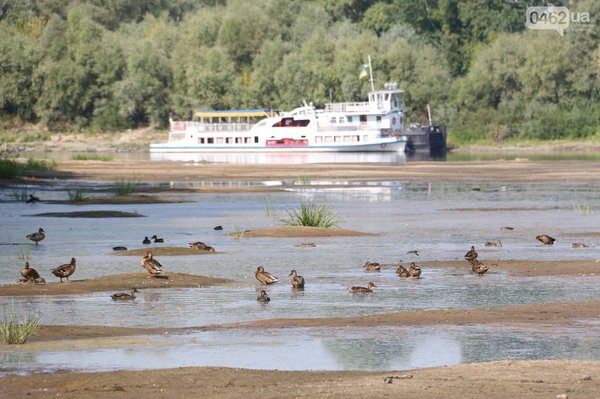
left=0, top=0, right=598, bottom=142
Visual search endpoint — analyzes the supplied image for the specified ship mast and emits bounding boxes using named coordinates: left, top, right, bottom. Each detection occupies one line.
left=367, top=55, right=375, bottom=92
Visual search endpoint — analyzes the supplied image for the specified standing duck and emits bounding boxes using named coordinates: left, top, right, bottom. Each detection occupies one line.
left=26, top=228, right=45, bottom=245
left=151, top=235, right=164, bottom=243
left=408, top=262, right=422, bottom=278
left=289, top=269, right=305, bottom=289
left=142, top=236, right=151, bottom=245
left=257, top=289, right=270, bottom=303
left=350, top=282, right=376, bottom=294
left=255, top=266, right=278, bottom=285
left=20, top=262, right=40, bottom=283
left=26, top=194, right=40, bottom=203
left=363, top=261, right=381, bottom=272
left=396, top=264, right=410, bottom=277
left=111, top=288, right=139, bottom=300
left=464, top=246, right=478, bottom=263
left=140, top=251, right=163, bottom=278
left=471, top=260, right=489, bottom=275
left=189, top=241, right=215, bottom=252
left=51, top=258, right=76, bottom=282
left=536, top=235, right=556, bottom=245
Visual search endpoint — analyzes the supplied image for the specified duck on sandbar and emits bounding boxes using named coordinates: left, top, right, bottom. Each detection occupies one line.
left=20, top=262, right=40, bottom=283
left=140, top=251, right=164, bottom=278
left=255, top=266, right=278, bottom=285
left=408, top=262, right=422, bottom=278
left=536, top=235, right=556, bottom=245
left=350, top=282, right=376, bottom=294
left=484, top=240, right=502, bottom=247
left=26, top=228, right=45, bottom=245
left=51, top=258, right=76, bottom=282
left=111, top=288, right=139, bottom=300
left=189, top=241, right=215, bottom=251
left=363, top=261, right=381, bottom=272
left=471, top=260, right=489, bottom=275
left=257, top=289, right=270, bottom=303
left=464, top=246, right=478, bottom=263
left=289, top=269, right=305, bottom=289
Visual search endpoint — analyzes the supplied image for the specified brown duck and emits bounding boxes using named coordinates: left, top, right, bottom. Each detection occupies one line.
left=51, top=258, right=76, bottom=282
left=499, top=226, right=514, bottom=232
left=26, top=228, right=45, bottom=245
left=396, top=264, right=410, bottom=277
left=20, top=262, right=40, bottom=283
left=363, top=261, right=381, bottom=272
left=464, top=246, right=478, bottom=263
left=111, top=288, right=138, bottom=300
left=189, top=241, right=215, bottom=252
left=536, top=235, right=556, bottom=245
left=484, top=240, right=502, bottom=247
left=255, top=266, right=278, bottom=285
left=350, top=282, right=376, bottom=294
left=471, top=260, right=489, bottom=275
left=289, top=269, right=305, bottom=288
left=408, top=262, right=422, bottom=278
left=140, top=251, right=164, bottom=278
left=571, top=243, right=589, bottom=248
left=257, top=289, right=270, bottom=303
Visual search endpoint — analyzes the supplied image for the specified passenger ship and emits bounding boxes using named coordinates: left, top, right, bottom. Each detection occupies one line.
left=150, top=82, right=408, bottom=153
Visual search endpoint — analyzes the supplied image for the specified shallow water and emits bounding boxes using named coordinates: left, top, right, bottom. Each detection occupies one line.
left=1, top=179, right=599, bottom=373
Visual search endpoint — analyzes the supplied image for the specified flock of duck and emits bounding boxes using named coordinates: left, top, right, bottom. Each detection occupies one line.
left=18, top=225, right=585, bottom=302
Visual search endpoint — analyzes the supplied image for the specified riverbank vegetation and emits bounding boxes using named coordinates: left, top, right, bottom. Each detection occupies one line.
left=0, top=0, right=598, bottom=144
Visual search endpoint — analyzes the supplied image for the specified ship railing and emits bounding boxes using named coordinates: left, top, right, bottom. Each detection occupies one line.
left=170, top=121, right=254, bottom=133
left=324, top=102, right=372, bottom=113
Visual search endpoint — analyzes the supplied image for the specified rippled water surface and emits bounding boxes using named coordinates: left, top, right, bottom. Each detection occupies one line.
left=1, top=178, right=599, bottom=374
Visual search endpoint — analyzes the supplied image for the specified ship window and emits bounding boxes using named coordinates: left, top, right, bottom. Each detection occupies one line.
left=207, top=137, right=214, bottom=144
left=363, top=135, right=368, bottom=141
left=344, top=136, right=351, bottom=142
left=235, top=137, right=242, bottom=144
left=324, top=136, right=332, bottom=143
left=199, top=138, right=205, bottom=144
left=353, top=135, right=359, bottom=142
left=254, top=136, right=259, bottom=143
left=244, top=137, right=251, bottom=143
left=376, top=116, right=381, bottom=123
left=338, top=117, right=344, bottom=123
left=217, top=137, right=224, bottom=144
left=347, top=116, right=353, bottom=123
left=330, top=117, right=336, bottom=123
left=334, top=136, right=341, bottom=143
left=360, top=115, right=367, bottom=122
left=315, top=136, right=322, bottom=143
left=226, top=137, right=233, bottom=144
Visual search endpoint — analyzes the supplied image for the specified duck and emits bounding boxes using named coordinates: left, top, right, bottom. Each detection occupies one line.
left=257, top=289, right=270, bottom=303
left=142, top=236, right=151, bottom=245
left=255, top=266, right=278, bottom=285
left=363, top=261, right=381, bottom=272
left=396, top=264, right=410, bottom=277
left=484, top=240, right=502, bottom=247
left=464, top=246, right=478, bottom=263
left=406, top=250, right=419, bottom=256
left=289, top=269, right=305, bottom=289
left=20, top=262, right=40, bottom=283
left=26, top=194, right=40, bottom=203
left=26, top=228, right=45, bottom=245
left=112, top=246, right=128, bottom=251
left=408, top=262, right=422, bottom=278
left=140, top=251, right=164, bottom=278
left=111, top=288, right=139, bottom=300
left=151, top=235, right=164, bottom=243
left=536, top=234, right=556, bottom=245
left=188, top=241, right=215, bottom=252
left=571, top=243, right=589, bottom=248
left=499, top=226, right=514, bottom=232
left=350, top=282, right=376, bottom=294
left=471, top=259, right=489, bottom=275
left=214, top=225, right=223, bottom=231
left=295, top=242, right=316, bottom=247
left=51, top=257, right=76, bottom=282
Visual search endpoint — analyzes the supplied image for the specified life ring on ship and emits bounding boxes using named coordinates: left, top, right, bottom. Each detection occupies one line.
left=392, top=117, right=397, bottom=125
left=381, top=143, right=387, bottom=149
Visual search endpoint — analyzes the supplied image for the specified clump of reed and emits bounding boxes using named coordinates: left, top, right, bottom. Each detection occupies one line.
left=0, top=309, right=41, bottom=345
left=72, top=153, right=113, bottom=161
left=114, top=179, right=138, bottom=196
left=284, top=200, right=338, bottom=228
left=67, top=189, right=88, bottom=202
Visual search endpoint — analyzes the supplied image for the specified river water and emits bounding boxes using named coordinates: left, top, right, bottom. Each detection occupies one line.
left=1, top=166, right=599, bottom=374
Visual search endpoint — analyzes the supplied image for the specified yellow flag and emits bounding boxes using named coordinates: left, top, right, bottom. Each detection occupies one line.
left=359, top=65, right=368, bottom=80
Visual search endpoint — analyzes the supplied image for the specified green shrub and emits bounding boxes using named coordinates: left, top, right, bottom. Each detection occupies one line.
left=0, top=159, right=21, bottom=179
left=114, top=179, right=138, bottom=196
left=68, top=189, right=88, bottom=202
left=72, top=153, right=113, bottom=161
left=284, top=201, right=338, bottom=228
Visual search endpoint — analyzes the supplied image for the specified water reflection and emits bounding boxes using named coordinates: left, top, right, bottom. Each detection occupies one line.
left=3, top=323, right=600, bottom=375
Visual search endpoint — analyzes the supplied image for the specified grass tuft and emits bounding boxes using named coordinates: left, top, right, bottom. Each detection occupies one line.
left=114, top=179, right=138, bottom=196
left=67, top=189, right=88, bottom=202
left=72, top=153, right=113, bottom=161
left=283, top=200, right=338, bottom=228
left=0, top=309, right=41, bottom=344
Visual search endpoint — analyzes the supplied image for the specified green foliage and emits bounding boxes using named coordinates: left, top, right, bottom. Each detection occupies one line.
left=67, top=189, right=88, bottom=202
left=114, top=179, right=138, bottom=196
left=0, top=308, right=41, bottom=344
left=284, top=201, right=338, bottom=228
left=72, top=153, right=113, bottom=161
